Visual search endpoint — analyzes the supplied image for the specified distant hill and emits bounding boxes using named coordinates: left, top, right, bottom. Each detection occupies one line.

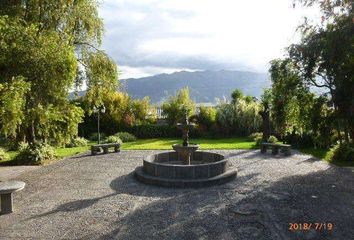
left=120, top=70, right=270, bottom=103
left=71, top=70, right=271, bottom=103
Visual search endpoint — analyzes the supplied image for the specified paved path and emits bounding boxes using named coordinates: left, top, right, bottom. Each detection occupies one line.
left=0, top=166, right=39, bottom=181
left=0, top=150, right=353, bottom=240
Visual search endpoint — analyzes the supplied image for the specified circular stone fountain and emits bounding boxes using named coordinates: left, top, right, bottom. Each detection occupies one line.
left=134, top=111, right=237, bottom=187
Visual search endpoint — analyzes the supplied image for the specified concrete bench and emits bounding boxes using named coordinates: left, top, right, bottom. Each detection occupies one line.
left=0, top=181, right=25, bottom=214
left=91, top=143, right=120, bottom=155
left=261, top=142, right=291, bottom=156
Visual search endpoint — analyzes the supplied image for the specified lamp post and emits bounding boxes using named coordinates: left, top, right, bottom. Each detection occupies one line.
left=93, top=105, right=106, bottom=144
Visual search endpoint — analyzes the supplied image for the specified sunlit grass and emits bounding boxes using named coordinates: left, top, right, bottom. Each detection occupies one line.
left=2, top=138, right=352, bottom=167
left=122, top=137, right=257, bottom=150
left=299, top=147, right=354, bottom=167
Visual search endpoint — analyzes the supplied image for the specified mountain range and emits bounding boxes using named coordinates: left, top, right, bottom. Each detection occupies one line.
left=71, top=70, right=271, bottom=104
left=120, top=70, right=270, bottom=104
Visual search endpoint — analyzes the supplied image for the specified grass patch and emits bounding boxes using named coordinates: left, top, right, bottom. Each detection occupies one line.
left=55, top=145, right=91, bottom=158
left=0, top=142, right=95, bottom=165
left=299, top=147, right=354, bottom=167
left=298, top=148, right=330, bottom=160
left=122, top=137, right=257, bottom=150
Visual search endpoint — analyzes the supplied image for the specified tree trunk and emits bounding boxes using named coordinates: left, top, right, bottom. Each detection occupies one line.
left=259, top=110, right=270, bottom=142
left=27, top=121, right=36, bottom=144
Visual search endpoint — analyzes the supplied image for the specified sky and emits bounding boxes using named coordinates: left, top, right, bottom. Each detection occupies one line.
left=99, top=0, right=321, bottom=79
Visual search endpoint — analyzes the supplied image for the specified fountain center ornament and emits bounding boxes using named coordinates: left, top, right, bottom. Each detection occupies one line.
left=172, top=109, right=199, bottom=165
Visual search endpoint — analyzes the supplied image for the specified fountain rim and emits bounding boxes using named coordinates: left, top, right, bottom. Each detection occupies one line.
left=172, top=143, right=200, bottom=148
left=143, top=151, right=228, bottom=167
left=176, top=122, right=196, bottom=126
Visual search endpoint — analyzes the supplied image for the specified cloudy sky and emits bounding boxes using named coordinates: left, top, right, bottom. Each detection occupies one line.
left=99, top=0, right=321, bottom=79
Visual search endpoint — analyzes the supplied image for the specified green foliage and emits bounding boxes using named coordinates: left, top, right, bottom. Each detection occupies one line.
left=0, top=0, right=117, bottom=146
left=216, top=98, right=262, bottom=136
left=269, top=0, right=353, bottom=145
left=104, top=136, right=122, bottom=144
left=0, top=77, right=30, bottom=138
left=244, top=95, right=254, bottom=103
left=231, top=89, right=244, bottom=103
left=267, top=135, right=278, bottom=143
left=131, top=97, right=151, bottom=124
left=0, top=147, right=8, bottom=161
left=78, top=92, right=153, bottom=137
left=255, top=136, right=264, bottom=146
left=197, top=107, right=217, bottom=129
left=14, top=142, right=55, bottom=165
left=162, top=87, right=196, bottom=124
left=326, top=142, right=354, bottom=162
left=254, top=135, right=277, bottom=146
left=288, top=8, right=353, bottom=142
left=114, top=132, right=137, bottom=142
left=249, top=132, right=263, bottom=140
left=84, top=51, right=118, bottom=108
left=66, top=137, right=88, bottom=148
left=88, top=132, right=106, bottom=141
left=269, top=59, right=310, bottom=137
left=18, top=141, right=29, bottom=151
left=260, top=88, right=272, bottom=109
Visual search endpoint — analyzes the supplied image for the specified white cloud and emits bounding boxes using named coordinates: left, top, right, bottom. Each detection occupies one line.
left=100, top=0, right=322, bottom=78
left=118, top=65, right=198, bottom=79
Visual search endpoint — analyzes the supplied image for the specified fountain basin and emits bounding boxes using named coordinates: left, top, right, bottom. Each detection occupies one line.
left=134, top=151, right=237, bottom=187
left=172, top=143, right=199, bottom=153
left=172, top=144, right=199, bottom=164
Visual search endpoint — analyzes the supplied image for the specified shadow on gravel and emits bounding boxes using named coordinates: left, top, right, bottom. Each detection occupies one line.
left=98, top=166, right=354, bottom=240
left=25, top=157, right=354, bottom=240
left=28, top=171, right=260, bottom=221
left=295, top=156, right=322, bottom=165
left=28, top=194, right=115, bottom=219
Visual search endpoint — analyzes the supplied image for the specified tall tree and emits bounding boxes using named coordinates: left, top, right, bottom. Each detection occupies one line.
left=0, top=1, right=118, bottom=144
left=289, top=0, right=353, bottom=141
left=259, top=88, right=272, bottom=141
left=162, top=87, right=196, bottom=125
left=269, top=58, right=313, bottom=137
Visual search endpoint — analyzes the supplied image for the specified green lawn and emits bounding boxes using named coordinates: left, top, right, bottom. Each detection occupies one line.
left=1, top=138, right=353, bottom=167
left=298, top=148, right=330, bottom=160
left=299, top=147, right=354, bottom=167
left=0, top=143, right=94, bottom=165
left=121, top=137, right=257, bottom=150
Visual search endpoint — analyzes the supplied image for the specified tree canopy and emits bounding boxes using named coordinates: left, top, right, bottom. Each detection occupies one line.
left=0, top=0, right=118, bottom=144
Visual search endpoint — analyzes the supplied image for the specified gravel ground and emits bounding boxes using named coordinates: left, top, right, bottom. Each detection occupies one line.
left=0, top=149, right=353, bottom=240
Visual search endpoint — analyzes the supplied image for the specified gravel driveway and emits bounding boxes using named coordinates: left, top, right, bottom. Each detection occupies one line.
left=1, top=150, right=353, bottom=239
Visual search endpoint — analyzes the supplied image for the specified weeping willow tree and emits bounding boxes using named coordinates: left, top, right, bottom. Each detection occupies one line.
left=289, top=0, right=353, bottom=142
left=0, top=0, right=118, bottom=144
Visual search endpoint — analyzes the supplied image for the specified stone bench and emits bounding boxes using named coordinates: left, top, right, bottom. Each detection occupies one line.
left=0, top=181, right=25, bottom=214
left=261, top=142, right=291, bottom=156
left=91, top=143, right=120, bottom=155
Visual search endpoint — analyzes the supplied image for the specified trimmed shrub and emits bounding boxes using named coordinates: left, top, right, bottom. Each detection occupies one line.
left=114, top=132, right=136, bottom=142
left=15, top=142, right=55, bottom=165
left=88, top=132, right=106, bottom=141
left=197, top=106, right=217, bottom=129
left=66, top=137, right=88, bottom=148
left=18, top=141, right=29, bottom=151
left=0, top=147, right=9, bottom=161
left=254, top=134, right=278, bottom=146
left=255, top=136, right=263, bottom=146
left=326, top=142, right=354, bottom=162
left=268, top=135, right=278, bottom=143
left=249, top=132, right=263, bottom=141
left=105, top=136, right=122, bottom=144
